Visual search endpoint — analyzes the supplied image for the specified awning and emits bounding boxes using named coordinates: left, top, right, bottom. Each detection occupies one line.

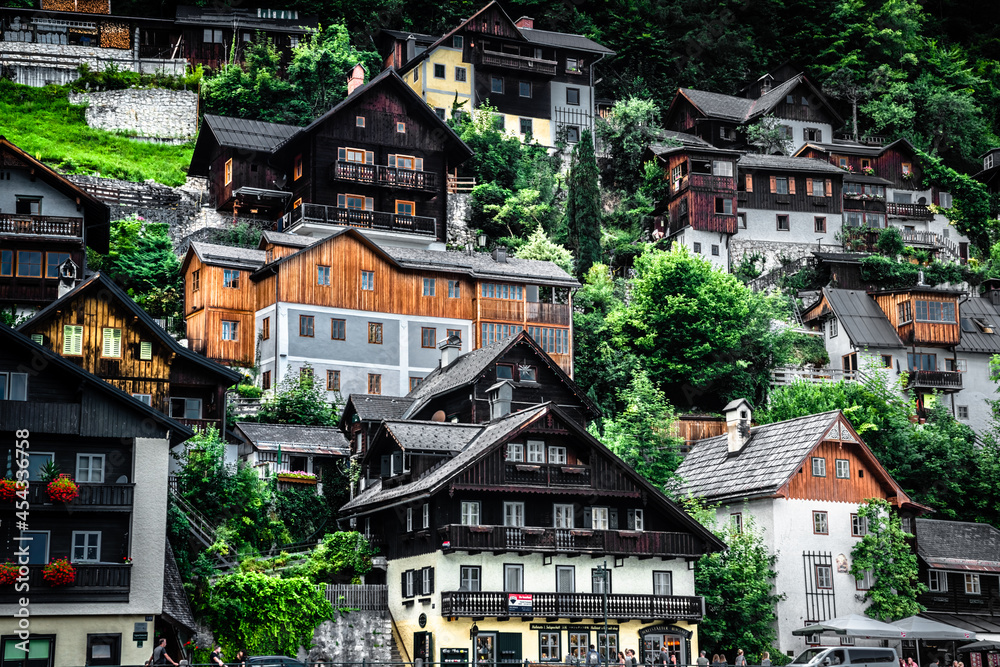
left=792, top=614, right=903, bottom=639
left=958, top=641, right=1000, bottom=653
left=892, top=616, right=976, bottom=640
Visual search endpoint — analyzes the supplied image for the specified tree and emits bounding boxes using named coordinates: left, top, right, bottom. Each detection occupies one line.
left=824, top=67, right=875, bottom=142
left=256, top=366, right=339, bottom=426
left=850, top=499, right=926, bottom=620
left=917, top=150, right=997, bottom=255
left=595, top=97, right=664, bottom=192
left=514, top=227, right=574, bottom=274
left=566, top=129, right=603, bottom=277
left=745, top=114, right=793, bottom=155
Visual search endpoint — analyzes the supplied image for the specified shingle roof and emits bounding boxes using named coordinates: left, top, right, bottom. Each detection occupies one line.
left=747, top=76, right=802, bottom=118
left=653, top=130, right=714, bottom=148
left=916, top=518, right=1000, bottom=572
left=844, top=173, right=894, bottom=185
left=382, top=420, right=483, bottom=452
left=813, top=252, right=871, bottom=263
left=956, top=296, right=1000, bottom=354
left=260, top=231, right=317, bottom=248
left=191, top=242, right=267, bottom=271
left=161, top=540, right=196, bottom=633
left=383, top=245, right=577, bottom=284
left=519, top=27, right=614, bottom=54
left=680, top=88, right=754, bottom=122
left=823, top=288, right=905, bottom=350
left=349, top=394, right=416, bottom=421
left=675, top=411, right=841, bottom=502
left=202, top=114, right=301, bottom=152
left=738, top=154, right=845, bottom=174
left=234, top=422, right=350, bottom=456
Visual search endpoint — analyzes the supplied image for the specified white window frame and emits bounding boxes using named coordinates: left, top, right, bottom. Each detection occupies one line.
left=63, top=324, right=83, bottom=355
left=422, top=503, right=429, bottom=529
left=851, top=513, right=868, bottom=537
left=816, top=565, right=834, bottom=589
left=460, top=565, right=481, bottom=592
left=76, top=454, right=105, bottom=483
left=504, top=501, right=525, bottom=527
left=548, top=446, right=567, bottom=465
left=527, top=440, right=545, bottom=464
left=422, top=567, right=432, bottom=594
left=406, top=506, right=414, bottom=532
left=632, top=509, right=644, bottom=531
left=405, top=569, right=415, bottom=597
left=812, top=457, right=827, bottom=477
left=132, top=393, right=152, bottom=405
left=71, top=531, right=101, bottom=563
left=835, top=459, right=850, bottom=479
left=506, top=443, right=524, bottom=462
left=556, top=565, right=576, bottom=593
left=554, top=503, right=574, bottom=529
left=928, top=570, right=947, bottom=592
left=856, top=569, right=874, bottom=590
left=652, top=571, right=672, bottom=596
left=966, top=573, right=981, bottom=594
left=504, top=563, right=524, bottom=592
left=591, top=506, right=609, bottom=530
left=222, top=320, right=239, bottom=341
left=0, top=372, right=28, bottom=401
left=461, top=501, right=481, bottom=526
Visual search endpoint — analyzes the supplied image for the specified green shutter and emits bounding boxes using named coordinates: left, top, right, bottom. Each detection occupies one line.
left=139, top=341, right=152, bottom=360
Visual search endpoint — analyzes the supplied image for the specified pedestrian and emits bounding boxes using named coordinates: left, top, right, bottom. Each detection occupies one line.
left=618, top=652, right=627, bottom=666
left=698, top=651, right=709, bottom=667
left=567, top=649, right=578, bottom=666
left=234, top=651, right=248, bottom=667
left=150, top=639, right=179, bottom=667
left=761, top=653, right=771, bottom=667
left=719, top=655, right=729, bottom=667
left=629, top=650, right=640, bottom=667
left=928, top=658, right=938, bottom=667
left=907, top=659, right=917, bottom=667
left=657, top=646, right=670, bottom=666
left=711, top=655, right=721, bottom=667
left=588, top=645, right=601, bottom=666
left=210, top=646, right=224, bottom=667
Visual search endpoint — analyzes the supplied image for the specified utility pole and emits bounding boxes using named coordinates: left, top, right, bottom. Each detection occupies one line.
left=601, top=560, right=609, bottom=663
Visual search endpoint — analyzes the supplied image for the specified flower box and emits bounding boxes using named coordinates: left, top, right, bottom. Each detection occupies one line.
left=514, top=465, right=541, bottom=472
left=523, top=528, right=545, bottom=536
left=469, top=526, right=494, bottom=533
left=42, top=558, right=75, bottom=587
left=560, top=466, right=587, bottom=474
left=0, top=479, right=17, bottom=503
left=570, top=529, right=594, bottom=537
left=277, top=471, right=317, bottom=485
left=617, top=531, right=641, bottom=538
left=0, top=562, right=20, bottom=586
left=47, top=474, right=79, bottom=503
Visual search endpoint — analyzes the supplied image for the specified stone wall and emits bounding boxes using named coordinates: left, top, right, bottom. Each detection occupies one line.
left=0, top=39, right=186, bottom=87
left=69, top=88, right=198, bottom=141
left=730, top=237, right=840, bottom=274
left=446, top=192, right=472, bottom=246
left=307, top=611, right=393, bottom=663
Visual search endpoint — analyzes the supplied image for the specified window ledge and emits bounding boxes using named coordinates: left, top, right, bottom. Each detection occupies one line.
left=402, top=599, right=415, bottom=607
left=419, top=596, right=433, bottom=604
left=468, top=526, right=493, bottom=533
left=515, top=464, right=541, bottom=472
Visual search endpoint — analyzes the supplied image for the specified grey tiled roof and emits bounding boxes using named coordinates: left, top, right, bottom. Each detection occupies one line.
left=260, top=231, right=317, bottom=248
left=798, top=141, right=884, bottom=157
left=202, top=114, right=300, bottom=152
left=383, top=246, right=578, bottom=285
left=844, top=173, right=894, bottom=185
left=747, top=76, right=801, bottom=118
left=824, top=288, right=906, bottom=350
left=813, top=252, right=870, bottom=263
left=680, top=88, right=754, bottom=122
left=383, top=420, right=483, bottom=452
left=956, top=297, right=1000, bottom=354
left=738, top=154, right=845, bottom=174
left=161, top=540, right=196, bottom=632
left=519, top=27, right=615, bottom=54
left=652, top=130, right=714, bottom=148
left=675, top=411, right=841, bottom=502
left=234, top=422, right=350, bottom=456
left=191, top=242, right=267, bottom=270
left=916, top=518, right=1000, bottom=570
left=350, top=394, right=416, bottom=421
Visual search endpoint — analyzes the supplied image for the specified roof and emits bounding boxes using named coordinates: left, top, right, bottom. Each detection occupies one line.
left=956, top=296, right=1000, bottom=354
left=678, top=87, right=754, bottom=122
left=796, top=138, right=919, bottom=160
left=234, top=422, right=350, bottom=456
left=186, top=241, right=267, bottom=272
left=916, top=518, right=1000, bottom=572
left=812, top=252, right=871, bottom=264
left=519, top=27, right=614, bottom=54
left=652, top=130, right=715, bottom=148
left=347, top=394, right=415, bottom=421
left=18, top=273, right=241, bottom=385
left=201, top=114, right=300, bottom=152
left=380, top=29, right=438, bottom=42
left=844, top=173, right=894, bottom=185
left=161, top=540, right=196, bottom=633
left=174, top=5, right=319, bottom=32
left=381, top=420, right=483, bottom=453
left=738, top=154, right=845, bottom=174
left=821, top=288, right=905, bottom=350
left=259, top=230, right=317, bottom=249
left=676, top=411, right=842, bottom=502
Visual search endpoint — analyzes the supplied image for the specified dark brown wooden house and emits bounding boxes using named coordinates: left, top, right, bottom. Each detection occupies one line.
left=0, top=137, right=110, bottom=310
left=18, top=272, right=241, bottom=431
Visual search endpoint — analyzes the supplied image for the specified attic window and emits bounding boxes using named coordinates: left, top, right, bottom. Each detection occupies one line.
left=496, top=364, right=514, bottom=380
left=356, top=116, right=365, bottom=128
left=973, top=317, right=995, bottom=334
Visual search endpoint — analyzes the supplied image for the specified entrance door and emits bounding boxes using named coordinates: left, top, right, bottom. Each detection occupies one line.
left=414, top=632, right=433, bottom=663
left=476, top=634, right=496, bottom=666
left=497, top=633, right=522, bottom=664
left=643, top=635, right=684, bottom=666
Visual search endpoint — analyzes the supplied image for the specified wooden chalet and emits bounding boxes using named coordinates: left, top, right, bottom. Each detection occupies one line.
left=18, top=272, right=241, bottom=431
left=0, top=321, right=193, bottom=667
left=973, top=147, right=1000, bottom=194
left=233, top=421, right=349, bottom=485
left=0, top=137, right=110, bottom=309
left=342, top=401, right=724, bottom=666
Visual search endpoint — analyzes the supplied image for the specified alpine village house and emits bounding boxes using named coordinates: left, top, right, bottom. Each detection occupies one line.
left=339, top=331, right=725, bottom=666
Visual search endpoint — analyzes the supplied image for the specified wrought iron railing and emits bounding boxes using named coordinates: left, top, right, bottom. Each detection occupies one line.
left=440, top=590, right=705, bottom=620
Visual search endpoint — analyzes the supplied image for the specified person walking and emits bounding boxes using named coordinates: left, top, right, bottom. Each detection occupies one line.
left=234, top=651, right=248, bottom=667
left=657, top=646, right=670, bottom=666
left=719, top=654, right=729, bottom=667
left=210, top=647, right=224, bottom=667
left=761, top=653, right=771, bottom=667
left=618, top=652, right=627, bottom=666
left=627, top=649, right=639, bottom=667
left=588, top=645, right=601, bottom=666
left=698, top=652, right=709, bottom=667
left=711, top=655, right=721, bottom=667
left=151, top=639, right=179, bottom=667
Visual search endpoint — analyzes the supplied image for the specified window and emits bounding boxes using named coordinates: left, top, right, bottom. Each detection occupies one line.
left=629, top=509, right=644, bottom=531
left=804, top=128, right=822, bottom=142
left=851, top=513, right=868, bottom=537
left=224, top=158, right=233, bottom=185
left=556, top=566, right=576, bottom=593
left=966, top=573, right=981, bottom=594
left=397, top=122, right=406, bottom=133
left=738, top=213, right=747, bottom=229
left=958, top=405, right=969, bottom=419
left=71, top=531, right=101, bottom=562
left=715, top=197, right=733, bottom=214
left=45, top=252, right=70, bottom=279
left=554, top=503, right=574, bottom=529
left=816, top=565, right=833, bottom=589
left=223, top=269, right=240, bottom=288
left=0, top=249, right=11, bottom=276
left=190, top=269, right=201, bottom=293
left=133, top=393, right=152, bottom=405
left=448, top=280, right=461, bottom=298
left=16, top=251, right=41, bottom=277
left=460, top=565, right=481, bottom=592
left=413, top=69, right=418, bottom=82
left=262, top=371, right=271, bottom=390
left=520, top=118, right=533, bottom=136
left=504, top=564, right=524, bottom=592
left=507, top=443, right=524, bottom=462
left=491, top=76, right=503, bottom=94
left=565, top=125, right=580, bottom=143
left=592, top=567, right=611, bottom=593
left=713, top=160, right=734, bottom=177
left=519, top=81, right=531, bottom=97
left=527, top=440, right=545, bottom=464
left=76, top=454, right=104, bottom=483
left=331, top=318, right=346, bottom=340
left=496, top=364, right=514, bottom=380
left=939, top=192, right=953, bottom=208
left=405, top=569, right=415, bottom=597
left=653, top=571, right=672, bottom=596
left=0, top=372, right=27, bottom=402
left=539, top=633, right=560, bottom=663
left=395, top=199, right=416, bottom=217
left=856, top=569, right=874, bottom=591
left=908, top=353, right=937, bottom=371
left=945, top=358, right=967, bottom=372
left=435, top=107, right=446, bottom=120
left=902, top=162, right=912, bottom=175
left=461, top=501, right=481, bottom=526
left=504, top=502, right=525, bottom=527
left=421, top=327, right=436, bottom=348
left=775, top=176, right=790, bottom=195
left=101, top=327, right=122, bottom=358
left=15, top=195, right=42, bottom=215
left=811, top=457, right=826, bottom=477
left=455, top=66, right=467, bottom=82
left=915, top=300, right=956, bottom=323
left=62, top=325, right=83, bottom=355
left=300, top=366, right=313, bottom=382
left=591, top=506, right=609, bottom=530
left=813, top=511, right=829, bottom=534
left=422, top=278, right=435, bottom=296
left=730, top=512, right=743, bottom=533
left=315, top=265, right=331, bottom=286
left=712, top=245, right=720, bottom=256
left=421, top=566, right=433, bottom=595
left=836, top=459, right=850, bottom=478
left=299, top=315, right=314, bottom=337
left=566, top=87, right=581, bottom=105
left=898, top=301, right=913, bottom=324
left=809, top=179, right=826, bottom=197
left=777, top=214, right=790, bottom=231
left=434, top=63, right=445, bottom=78
left=879, top=354, right=892, bottom=369
left=361, top=270, right=375, bottom=291
left=548, top=446, right=567, bottom=464
left=261, top=317, right=270, bottom=340
left=815, top=216, right=827, bottom=233
left=367, top=322, right=384, bottom=345
left=520, top=366, right=537, bottom=382
left=293, top=154, right=303, bottom=180
left=367, top=373, right=382, bottom=394
left=693, top=242, right=702, bottom=254
left=319, top=369, right=339, bottom=392
left=566, top=57, right=581, bottom=73
left=928, top=570, right=947, bottom=592
left=356, top=115, right=365, bottom=127
left=422, top=503, right=430, bottom=529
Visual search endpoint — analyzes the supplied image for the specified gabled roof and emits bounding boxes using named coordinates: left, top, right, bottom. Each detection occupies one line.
left=844, top=173, right=894, bottom=186
left=916, top=518, right=1000, bottom=572
left=795, top=137, right=919, bottom=160
left=519, top=27, right=614, bottom=54
left=344, top=394, right=415, bottom=422
left=0, top=136, right=110, bottom=253
left=182, top=241, right=267, bottom=273
left=18, top=273, right=241, bottom=385
left=174, top=5, right=319, bottom=32
left=188, top=115, right=300, bottom=177
left=956, top=296, right=1000, bottom=355
left=738, top=154, right=845, bottom=175
left=381, top=420, right=482, bottom=453
left=259, top=230, right=317, bottom=250
left=161, top=540, right=196, bottom=633
left=808, top=288, right=905, bottom=350
left=1, top=321, right=192, bottom=445
left=233, top=422, right=349, bottom=456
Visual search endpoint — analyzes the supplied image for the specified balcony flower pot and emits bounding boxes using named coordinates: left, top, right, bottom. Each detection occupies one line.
left=469, top=526, right=493, bottom=533
left=0, top=562, right=20, bottom=586
left=560, top=466, right=586, bottom=474
left=42, top=558, right=75, bottom=587
left=276, top=471, right=317, bottom=485
left=514, top=464, right=541, bottom=472
left=570, top=529, right=594, bottom=537
left=0, top=479, right=17, bottom=503
left=47, top=474, right=79, bottom=503
left=523, top=528, right=545, bottom=535
left=617, top=531, right=641, bottom=538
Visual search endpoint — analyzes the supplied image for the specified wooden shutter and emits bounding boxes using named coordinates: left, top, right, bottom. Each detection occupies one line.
left=365, top=197, right=374, bottom=211
left=392, top=451, right=404, bottom=474
left=388, top=154, right=396, bottom=167
left=825, top=179, right=833, bottom=196
left=139, top=341, right=152, bottom=360
left=366, top=151, right=374, bottom=164
left=63, top=325, right=81, bottom=355
left=401, top=571, right=407, bottom=598
left=30, top=333, right=44, bottom=346
left=806, top=178, right=813, bottom=195
left=583, top=507, right=592, bottom=529
left=497, top=633, right=522, bottom=663
left=788, top=177, right=796, bottom=195
left=416, top=158, right=424, bottom=171
left=338, top=147, right=346, bottom=161
left=769, top=175, right=777, bottom=193
left=381, top=455, right=391, bottom=478
left=102, top=328, right=121, bottom=357
left=609, top=508, right=619, bottom=530
left=627, top=509, right=636, bottom=530
left=745, top=174, right=753, bottom=192
left=427, top=567, right=434, bottom=594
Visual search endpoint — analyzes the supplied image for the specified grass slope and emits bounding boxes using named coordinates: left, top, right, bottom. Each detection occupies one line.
left=0, top=80, right=193, bottom=186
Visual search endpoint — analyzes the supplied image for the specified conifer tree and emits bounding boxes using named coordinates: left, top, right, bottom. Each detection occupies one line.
left=566, top=129, right=602, bottom=278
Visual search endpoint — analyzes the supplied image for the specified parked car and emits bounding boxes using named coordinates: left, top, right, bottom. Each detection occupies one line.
left=247, top=656, right=307, bottom=667
left=791, top=648, right=898, bottom=667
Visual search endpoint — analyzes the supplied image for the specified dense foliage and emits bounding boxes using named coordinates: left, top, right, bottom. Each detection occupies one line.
left=253, top=367, right=340, bottom=426
left=566, top=129, right=603, bottom=278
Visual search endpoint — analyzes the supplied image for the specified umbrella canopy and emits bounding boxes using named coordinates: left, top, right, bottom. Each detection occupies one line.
left=792, top=614, right=904, bottom=639
left=958, top=641, right=1000, bottom=653
left=892, top=616, right=976, bottom=640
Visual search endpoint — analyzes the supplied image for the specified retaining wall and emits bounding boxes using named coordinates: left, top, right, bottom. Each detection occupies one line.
left=69, top=88, right=198, bottom=140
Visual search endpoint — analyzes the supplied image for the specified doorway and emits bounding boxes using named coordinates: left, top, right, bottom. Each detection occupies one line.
left=643, top=635, right=684, bottom=666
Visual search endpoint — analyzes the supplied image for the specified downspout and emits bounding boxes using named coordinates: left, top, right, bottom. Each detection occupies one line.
left=589, top=52, right=606, bottom=148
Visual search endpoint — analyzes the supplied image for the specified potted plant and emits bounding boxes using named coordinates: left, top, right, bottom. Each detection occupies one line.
left=0, top=562, right=19, bottom=586
left=0, top=479, right=17, bottom=503
left=47, top=474, right=79, bottom=503
left=42, top=558, right=75, bottom=587
left=276, top=470, right=317, bottom=485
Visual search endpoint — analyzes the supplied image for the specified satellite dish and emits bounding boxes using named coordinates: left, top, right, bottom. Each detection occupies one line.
left=431, top=410, right=446, bottom=422
left=274, top=173, right=288, bottom=189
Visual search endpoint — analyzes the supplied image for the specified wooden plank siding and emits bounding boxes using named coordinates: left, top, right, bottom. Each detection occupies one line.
left=771, top=83, right=836, bottom=124
left=798, top=144, right=923, bottom=192
left=872, top=291, right=960, bottom=347
left=782, top=439, right=891, bottom=503
left=741, top=171, right=842, bottom=213
left=185, top=256, right=258, bottom=365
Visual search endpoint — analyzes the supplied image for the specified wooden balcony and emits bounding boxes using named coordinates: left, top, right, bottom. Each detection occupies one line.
left=0, top=563, right=131, bottom=603
left=176, top=417, right=224, bottom=430
left=23, top=483, right=134, bottom=509
left=689, top=173, right=736, bottom=191
left=440, top=590, right=705, bottom=621
left=906, top=370, right=963, bottom=391
left=284, top=203, right=437, bottom=237
left=527, top=302, right=571, bottom=326
left=0, top=214, right=83, bottom=237
left=886, top=202, right=933, bottom=219
left=439, top=524, right=704, bottom=558
left=331, top=161, right=438, bottom=192
left=505, top=463, right=591, bottom=486
left=474, top=48, right=557, bottom=75
left=480, top=299, right=524, bottom=322
left=771, top=366, right=859, bottom=386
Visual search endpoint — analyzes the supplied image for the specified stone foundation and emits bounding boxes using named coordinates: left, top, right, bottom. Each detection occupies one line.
left=731, top=238, right=840, bottom=275
left=69, top=88, right=198, bottom=140
left=307, top=611, right=393, bottom=663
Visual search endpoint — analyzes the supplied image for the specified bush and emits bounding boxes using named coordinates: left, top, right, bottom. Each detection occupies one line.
left=876, top=227, right=904, bottom=257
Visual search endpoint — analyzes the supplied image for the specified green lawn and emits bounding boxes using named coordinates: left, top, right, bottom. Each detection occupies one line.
left=0, top=80, right=193, bottom=186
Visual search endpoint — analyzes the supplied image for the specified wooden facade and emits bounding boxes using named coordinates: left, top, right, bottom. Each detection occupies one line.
left=872, top=289, right=961, bottom=347
left=797, top=140, right=924, bottom=192
left=659, top=148, right=740, bottom=236
left=740, top=170, right=843, bottom=213
left=183, top=249, right=260, bottom=366
left=781, top=439, right=894, bottom=504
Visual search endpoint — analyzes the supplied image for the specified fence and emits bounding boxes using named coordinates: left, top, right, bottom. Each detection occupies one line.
left=324, top=584, right=389, bottom=611
left=771, top=366, right=860, bottom=386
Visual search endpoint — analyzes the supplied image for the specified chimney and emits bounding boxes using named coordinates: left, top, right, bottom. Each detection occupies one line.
left=438, top=332, right=462, bottom=367
left=723, top=399, right=753, bottom=455
left=57, top=258, right=79, bottom=298
left=347, top=62, right=367, bottom=96
left=489, top=381, right=513, bottom=419
left=492, top=246, right=507, bottom=263
left=515, top=16, right=534, bottom=29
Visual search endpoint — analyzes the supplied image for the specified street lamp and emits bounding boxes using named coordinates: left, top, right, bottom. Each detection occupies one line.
left=470, top=622, right=479, bottom=667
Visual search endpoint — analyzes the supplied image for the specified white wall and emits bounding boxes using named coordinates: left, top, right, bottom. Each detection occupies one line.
left=777, top=119, right=834, bottom=155
left=740, top=208, right=841, bottom=246
left=673, top=227, right=731, bottom=271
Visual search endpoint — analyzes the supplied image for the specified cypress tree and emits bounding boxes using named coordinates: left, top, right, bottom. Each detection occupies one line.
left=566, top=129, right=603, bottom=278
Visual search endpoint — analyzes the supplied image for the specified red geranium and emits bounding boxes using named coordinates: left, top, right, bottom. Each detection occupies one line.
left=42, top=558, right=75, bottom=586
left=0, top=562, right=19, bottom=585
left=47, top=474, right=79, bottom=503
left=0, top=479, right=16, bottom=502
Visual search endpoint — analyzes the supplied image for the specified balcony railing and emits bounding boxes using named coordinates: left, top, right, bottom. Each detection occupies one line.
left=527, top=302, right=571, bottom=326
left=331, top=161, right=438, bottom=191
left=474, top=48, right=558, bottom=75
left=439, top=524, right=702, bottom=557
left=505, top=463, right=591, bottom=486
left=906, top=370, right=963, bottom=390
left=480, top=299, right=524, bottom=322
left=0, top=563, right=131, bottom=603
left=689, top=173, right=735, bottom=191
left=886, top=202, right=933, bottom=219
left=0, top=214, right=83, bottom=237
left=440, top=590, right=705, bottom=621
left=771, top=366, right=859, bottom=386
left=22, top=483, right=134, bottom=508
left=283, top=203, right=437, bottom=237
